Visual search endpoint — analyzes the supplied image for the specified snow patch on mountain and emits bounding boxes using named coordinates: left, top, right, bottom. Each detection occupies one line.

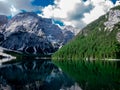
left=0, top=12, right=75, bottom=55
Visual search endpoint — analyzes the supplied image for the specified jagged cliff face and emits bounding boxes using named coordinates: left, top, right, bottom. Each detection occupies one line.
left=104, top=9, right=120, bottom=43
left=0, top=15, right=8, bottom=43
left=5, top=12, right=64, bottom=41
left=0, top=12, right=74, bottom=55
left=63, top=25, right=80, bottom=35
left=53, top=5, right=120, bottom=59
left=104, top=10, right=120, bottom=31
left=62, top=29, right=74, bottom=44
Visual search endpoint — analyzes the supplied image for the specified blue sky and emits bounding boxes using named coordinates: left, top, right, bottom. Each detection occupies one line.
left=33, top=0, right=117, bottom=27
left=31, top=0, right=117, bottom=6
left=0, top=0, right=119, bottom=28
left=32, top=0, right=117, bottom=6
left=32, top=0, right=54, bottom=6
left=111, top=0, right=117, bottom=4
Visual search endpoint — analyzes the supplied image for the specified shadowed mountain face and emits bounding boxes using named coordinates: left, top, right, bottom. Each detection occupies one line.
left=0, top=12, right=74, bottom=55
left=0, top=15, right=8, bottom=42
left=0, top=15, right=8, bottom=26
left=0, top=33, right=4, bottom=42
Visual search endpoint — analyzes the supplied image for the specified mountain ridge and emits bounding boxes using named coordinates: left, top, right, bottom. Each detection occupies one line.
left=0, top=12, right=75, bottom=55
left=52, top=5, right=120, bottom=59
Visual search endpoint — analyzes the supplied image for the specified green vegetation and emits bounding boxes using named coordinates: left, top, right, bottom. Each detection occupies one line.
left=111, top=5, right=120, bottom=10
left=52, top=6, right=120, bottom=89
left=52, top=14, right=120, bottom=60
left=53, top=59, right=120, bottom=90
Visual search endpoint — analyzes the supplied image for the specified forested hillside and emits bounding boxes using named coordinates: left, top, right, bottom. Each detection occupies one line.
left=52, top=6, right=120, bottom=60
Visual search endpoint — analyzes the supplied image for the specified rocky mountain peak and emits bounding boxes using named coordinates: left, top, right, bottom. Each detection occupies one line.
left=5, top=12, right=63, bottom=40
left=10, top=12, right=52, bottom=24
left=104, top=9, right=120, bottom=30
left=0, top=12, right=74, bottom=55
left=62, top=25, right=80, bottom=35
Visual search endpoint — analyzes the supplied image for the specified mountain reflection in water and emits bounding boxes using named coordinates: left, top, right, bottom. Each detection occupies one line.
left=0, top=57, right=79, bottom=90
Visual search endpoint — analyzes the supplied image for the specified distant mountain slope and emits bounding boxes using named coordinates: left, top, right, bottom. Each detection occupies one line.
left=0, top=15, right=8, bottom=26
left=0, top=12, right=75, bottom=55
left=53, top=5, right=120, bottom=59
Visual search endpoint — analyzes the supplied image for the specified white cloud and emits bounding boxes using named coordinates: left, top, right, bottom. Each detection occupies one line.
left=41, top=0, right=86, bottom=27
left=42, top=0, right=80, bottom=19
left=0, top=0, right=118, bottom=29
left=11, top=0, right=39, bottom=12
left=0, top=0, right=11, bottom=15
left=115, top=0, right=120, bottom=6
left=10, top=5, right=19, bottom=16
left=0, top=0, right=40, bottom=16
left=83, top=0, right=114, bottom=24
left=41, top=0, right=115, bottom=29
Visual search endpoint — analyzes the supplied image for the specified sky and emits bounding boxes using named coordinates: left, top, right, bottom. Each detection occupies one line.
left=0, top=0, right=119, bottom=29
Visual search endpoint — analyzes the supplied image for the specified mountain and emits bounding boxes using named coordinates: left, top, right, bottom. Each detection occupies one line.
left=0, top=12, right=74, bottom=55
left=61, top=27, right=75, bottom=45
left=52, top=5, right=120, bottom=59
left=0, top=15, right=8, bottom=43
left=0, top=15, right=8, bottom=27
left=62, top=25, right=80, bottom=35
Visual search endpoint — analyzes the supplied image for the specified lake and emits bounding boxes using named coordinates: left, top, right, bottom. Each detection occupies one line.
left=0, top=50, right=120, bottom=90
left=53, top=59, right=120, bottom=90
left=0, top=50, right=81, bottom=90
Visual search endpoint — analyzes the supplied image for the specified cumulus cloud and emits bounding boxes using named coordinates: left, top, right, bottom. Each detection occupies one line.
left=0, top=0, right=40, bottom=16
left=67, top=2, right=94, bottom=20
left=11, top=0, right=39, bottom=11
left=0, top=0, right=118, bottom=29
left=41, top=0, right=116, bottom=29
left=83, top=0, right=114, bottom=24
left=0, top=0, right=11, bottom=15
left=67, top=2, right=94, bottom=28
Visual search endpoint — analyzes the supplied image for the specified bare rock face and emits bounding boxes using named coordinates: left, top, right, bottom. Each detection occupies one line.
left=63, top=25, right=80, bottom=35
left=0, top=15, right=8, bottom=26
left=0, top=33, right=4, bottom=42
left=0, top=15, right=8, bottom=33
left=0, top=12, right=74, bottom=55
left=104, top=10, right=120, bottom=31
left=62, top=29, right=74, bottom=44
left=0, top=12, right=63, bottom=54
left=104, top=8, right=120, bottom=43
left=5, top=12, right=64, bottom=41
left=1, top=32, right=56, bottom=54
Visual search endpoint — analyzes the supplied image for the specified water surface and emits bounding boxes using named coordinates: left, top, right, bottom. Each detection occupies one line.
left=0, top=51, right=80, bottom=90
left=53, top=59, right=120, bottom=90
